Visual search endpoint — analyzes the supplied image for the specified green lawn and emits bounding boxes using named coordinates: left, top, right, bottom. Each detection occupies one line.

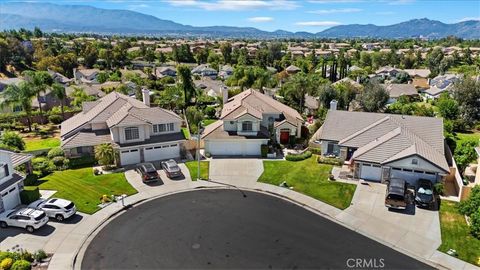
left=438, top=201, right=480, bottom=266
left=36, top=168, right=137, bottom=214
left=258, top=156, right=357, bottom=209
left=24, top=137, right=60, bottom=151
left=455, top=132, right=480, bottom=145
left=202, top=119, right=217, bottom=126
left=186, top=161, right=209, bottom=180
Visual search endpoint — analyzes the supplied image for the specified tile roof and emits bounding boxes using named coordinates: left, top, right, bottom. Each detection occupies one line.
left=201, top=120, right=269, bottom=140
left=381, top=84, right=418, bottom=98
left=61, top=130, right=114, bottom=149
left=403, top=69, right=431, bottom=78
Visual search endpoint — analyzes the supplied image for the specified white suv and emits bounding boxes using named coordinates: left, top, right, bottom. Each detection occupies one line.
left=0, top=208, right=49, bottom=233
left=28, top=198, right=77, bottom=221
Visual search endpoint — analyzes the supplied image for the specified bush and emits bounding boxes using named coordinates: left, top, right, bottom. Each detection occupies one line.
left=470, top=208, right=480, bottom=239
left=459, top=185, right=480, bottom=217
left=32, top=157, right=55, bottom=177
left=51, top=156, right=69, bottom=170
left=19, top=186, right=40, bottom=204
left=48, top=114, right=63, bottom=124
left=204, top=107, right=216, bottom=118
left=19, top=251, right=33, bottom=263
left=68, top=156, right=96, bottom=169
left=47, top=147, right=64, bottom=159
left=285, top=151, right=312, bottom=161
left=261, top=144, right=268, bottom=158
left=0, top=131, right=25, bottom=151
left=23, top=174, right=39, bottom=186
left=11, top=260, right=31, bottom=270
left=0, top=252, right=13, bottom=262
left=308, top=147, right=322, bottom=155
left=316, top=156, right=343, bottom=166
left=434, top=183, right=445, bottom=195
left=1, top=258, right=13, bottom=270
left=33, top=250, right=47, bottom=262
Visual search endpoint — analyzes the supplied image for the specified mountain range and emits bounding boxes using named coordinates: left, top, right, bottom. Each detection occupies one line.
left=1, top=2, right=479, bottom=39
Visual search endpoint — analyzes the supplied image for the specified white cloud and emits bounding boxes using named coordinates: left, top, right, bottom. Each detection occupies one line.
left=166, top=0, right=299, bottom=11
left=295, top=21, right=341, bottom=26
left=457, top=17, right=480, bottom=22
left=308, top=8, right=362, bottom=14
left=247, top=17, right=274, bottom=22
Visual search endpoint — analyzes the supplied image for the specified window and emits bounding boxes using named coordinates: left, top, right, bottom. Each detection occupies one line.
left=153, top=123, right=174, bottom=133
left=412, top=158, right=418, bottom=165
left=125, top=127, right=140, bottom=141
left=242, top=121, right=253, bottom=131
left=0, top=163, right=9, bottom=179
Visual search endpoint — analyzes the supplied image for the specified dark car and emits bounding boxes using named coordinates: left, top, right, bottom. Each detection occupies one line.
left=385, top=178, right=407, bottom=210
left=415, top=179, right=436, bottom=209
left=136, top=163, right=160, bottom=183
left=161, top=159, right=182, bottom=178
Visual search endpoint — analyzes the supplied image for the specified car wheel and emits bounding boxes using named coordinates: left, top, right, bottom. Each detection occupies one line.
left=0, top=221, right=7, bottom=228
left=56, top=214, right=64, bottom=221
left=26, top=226, right=34, bottom=233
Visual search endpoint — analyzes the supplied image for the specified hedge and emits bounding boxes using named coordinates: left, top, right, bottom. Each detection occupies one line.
left=261, top=144, right=268, bottom=158
left=285, top=151, right=312, bottom=161
left=20, top=186, right=40, bottom=204
left=68, top=156, right=96, bottom=169
left=316, top=156, right=343, bottom=166
left=308, top=147, right=322, bottom=155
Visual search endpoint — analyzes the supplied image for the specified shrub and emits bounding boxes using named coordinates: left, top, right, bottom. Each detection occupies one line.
left=459, top=185, right=480, bottom=217
left=205, top=152, right=211, bottom=158
left=48, top=114, right=63, bottom=124
left=19, top=251, right=33, bottom=263
left=1, top=258, right=13, bottom=270
left=23, top=174, right=39, bottom=186
left=0, top=131, right=25, bottom=151
left=316, top=156, right=343, bottom=166
left=434, top=183, right=445, bottom=196
left=32, top=157, right=55, bottom=177
left=285, top=151, right=312, bottom=161
left=11, top=260, right=31, bottom=270
left=47, top=147, right=64, bottom=159
left=33, top=250, right=47, bottom=262
left=0, top=252, right=13, bottom=262
left=308, top=147, right=322, bottom=155
left=204, top=107, right=216, bottom=118
left=51, top=156, right=69, bottom=170
left=19, top=186, right=40, bottom=204
left=261, top=144, right=268, bottom=158
left=68, top=156, right=96, bottom=169
left=470, top=208, right=480, bottom=239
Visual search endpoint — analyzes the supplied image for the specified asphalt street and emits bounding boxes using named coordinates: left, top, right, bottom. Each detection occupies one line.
left=82, top=189, right=433, bottom=270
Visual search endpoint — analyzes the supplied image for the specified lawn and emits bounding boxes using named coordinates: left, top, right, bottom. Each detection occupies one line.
left=258, top=156, right=357, bottom=209
left=181, top=127, right=191, bottom=139
left=36, top=168, right=137, bottom=214
left=24, top=137, right=60, bottom=151
left=455, top=132, right=480, bottom=145
left=186, top=161, right=209, bottom=180
left=438, top=201, right=480, bottom=266
left=202, top=119, right=217, bottom=126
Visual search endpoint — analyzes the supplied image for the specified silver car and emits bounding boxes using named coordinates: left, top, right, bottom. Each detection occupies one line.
left=28, top=198, right=77, bottom=221
left=161, top=159, right=182, bottom=178
left=0, top=208, right=49, bottom=233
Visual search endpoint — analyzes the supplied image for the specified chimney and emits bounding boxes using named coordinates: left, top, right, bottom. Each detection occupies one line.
left=142, top=88, right=150, bottom=107
left=329, top=99, right=338, bottom=111
left=222, top=86, right=229, bottom=105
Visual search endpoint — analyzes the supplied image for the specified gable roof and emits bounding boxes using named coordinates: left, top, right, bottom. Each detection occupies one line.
left=381, top=83, right=418, bottom=98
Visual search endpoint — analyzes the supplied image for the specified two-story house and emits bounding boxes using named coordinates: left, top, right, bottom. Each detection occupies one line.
left=60, top=90, right=185, bottom=166
left=0, top=150, right=32, bottom=213
left=202, top=89, right=303, bottom=156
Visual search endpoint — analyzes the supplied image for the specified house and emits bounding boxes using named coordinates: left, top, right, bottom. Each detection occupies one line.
left=48, top=69, right=72, bottom=85
left=313, top=110, right=449, bottom=184
left=404, top=69, right=431, bottom=89
left=202, top=89, right=303, bottom=156
left=66, top=84, right=106, bottom=99
left=60, top=91, right=185, bottom=166
left=375, top=66, right=402, bottom=78
left=381, top=83, right=418, bottom=103
left=0, top=150, right=32, bottom=213
left=0, top=78, right=22, bottom=91
left=192, top=64, right=218, bottom=79
left=74, top=68, right=100, bottom=84
left=194, top=78, right=228, bottom=98
left=423, top=74, right=459, bottom=99
left=218, top=65, right=234, bottom=80
left=285, top=65, right=301, bottom=75
left=153, top=66, right=177, bottom=79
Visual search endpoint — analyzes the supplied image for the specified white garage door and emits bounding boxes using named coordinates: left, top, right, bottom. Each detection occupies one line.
left=1, top=186, right=20, bottom=212
left=390, top=168, right=437, bottom=185
left=360, top=163, right=382, bottom=181
left=120, top=149, right=141, bottom=166
left=208, top=141, right=261, bottom=156
left=144, top=144, right=180, bottom=162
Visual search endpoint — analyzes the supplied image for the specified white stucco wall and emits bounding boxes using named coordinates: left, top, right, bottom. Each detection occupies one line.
left=385, top=155, right=445, bottom=174
left=0, top=152, right=13, bottom=185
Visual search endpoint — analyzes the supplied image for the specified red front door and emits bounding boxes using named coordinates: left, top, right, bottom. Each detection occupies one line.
left=280, top=131, right=290, bottom=144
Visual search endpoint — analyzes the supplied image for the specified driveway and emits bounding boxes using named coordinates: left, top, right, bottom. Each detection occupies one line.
left=209, top=158, right=263, bottom=187
left=336, top=182, right=441, bottom=259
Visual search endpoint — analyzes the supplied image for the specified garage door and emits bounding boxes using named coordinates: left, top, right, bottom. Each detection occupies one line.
left=390, top=168, right=437, bottom=185
left=208, top=141, right=261, bottom=156
left=1, top=186, right=20, bottom=212
left=120, top=149, right=141, bottom=166
left=144, top=144, right=180, bottom=162
left=360, top=163, right=382, bottom=181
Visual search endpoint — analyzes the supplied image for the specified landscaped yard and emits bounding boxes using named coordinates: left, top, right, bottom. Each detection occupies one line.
left=202, top=119, right=217, bottom=126
left=455, top=131, right=480, bottom=145
left=258, top=156, right=357, bottom=209
left=36, top=168, right=137, bottom=214
left=438, top=201, right=480, bottom=266
left=186, top=161, right=209, bottom=180
left=24, top=137, right=60, bottom=151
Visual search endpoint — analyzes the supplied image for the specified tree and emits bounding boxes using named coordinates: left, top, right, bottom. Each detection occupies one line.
left=253, top=67, right=271, bottom=93
left=436, top=93, right=459, bottom=120
left=453, top=77, right=480, bottom=124
left=51, top=83, right=67, bottom=119
left=95, top=143, right=115, bottom=167
left=281, top=73, right=317, bottom=112
left=176, top=65, right=197, bottom=105
left=358, top=81, right=389, bottom=112
left=82, top=43, right=98, bottom=68
left=194, top=48, right=209, bottom=64
left=0, top=131, right=25, bottom=151
left=333, top=82, right=357, bottom=110
left=207, top=52, right=222, bottom=71
left=186, top=106, right=204, bottom=134
left=154, top=85, right=185, bottom=110
left=71, top=87, right=96, bottom=107
left=426, top=48, right=444, bottom=77
left=0, top=82, right=36, bottom=131
left=458, top=185, right=480, bottom=239
left=220, top=42, right=232, bottom=64
left=23, top=70, right=52, bottom=124
left=454, top=140, right=478, bottom=173
left=33, top=27, right=43, bottom=38
left=318, top=83, right=337, bottom=108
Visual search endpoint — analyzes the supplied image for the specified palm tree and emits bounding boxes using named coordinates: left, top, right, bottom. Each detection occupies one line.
left=0, top=81, right=36, bottom=131
left=95, top=143, right=115, bottom=167
left=282, top=73, right=316, bottom=112
left=176, top=65, right=197, bottom=105
left=23, top=70, right=52, bottom=124
left=253, top=67, right=270, bottom=93
left=51, top=83, right=66, bottom=119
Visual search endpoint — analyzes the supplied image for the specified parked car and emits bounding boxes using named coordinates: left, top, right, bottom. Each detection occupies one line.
left=415, top=179, right=436, bottom=209
left=385, top=178, right=408, bottom=210
left=136, top=163, right=160, bottom=182
left=161, top=159, right=182, bottom=178
left=28, top=198, right=77, bottom=221
left=0, top=208, right=49, bottom=233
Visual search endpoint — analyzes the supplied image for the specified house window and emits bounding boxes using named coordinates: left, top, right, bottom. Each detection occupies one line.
left=242, top=121, right=253, bottom=131
left=412, top=158, right=418, bottom=165
left=153, top=123, right=174, bottom=133
left=125, top=127, right=140, bottom=141
left=0, top=163, right=9, bottom=179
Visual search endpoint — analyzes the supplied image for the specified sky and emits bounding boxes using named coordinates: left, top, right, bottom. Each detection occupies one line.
left=4, top=0, right=480, bottom=32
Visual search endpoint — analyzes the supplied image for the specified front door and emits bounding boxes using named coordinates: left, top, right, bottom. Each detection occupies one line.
left=280, top=130, right=290, bottom=144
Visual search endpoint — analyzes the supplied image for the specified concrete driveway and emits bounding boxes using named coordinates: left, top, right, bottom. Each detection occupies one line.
left=336, top=182, right=441, bottom=259
left=209, top=158, right=264, bottom=187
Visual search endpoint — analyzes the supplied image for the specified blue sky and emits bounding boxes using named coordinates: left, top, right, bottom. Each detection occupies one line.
left=7, top=0, right=480, bottom=32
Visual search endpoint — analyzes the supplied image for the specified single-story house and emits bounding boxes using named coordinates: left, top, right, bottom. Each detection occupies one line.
left=404, top=69, right=431, bottom=89
left=382, top=83, right=418, bottom=103
left=0, top=150, right=32, bottom=213
left=202, top=89, right=303, bottom=156
left=74, top=68, right=100, bottom=84
left=60, top=91, right=186, bottom=166
left=192, top=64, right=218, bottom=79
left=154, top=66, right=177, bottom=78
left=313, top=110, right=449, bottom=185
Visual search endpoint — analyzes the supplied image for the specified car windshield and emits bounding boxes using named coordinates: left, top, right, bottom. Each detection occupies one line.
left=387, top=194, right=404, bottom=200
left=169, top=164, right=180, bottom=170
left=418, top=187, right=433, bottom=195
left=34, top=212, right=46, bottom=221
